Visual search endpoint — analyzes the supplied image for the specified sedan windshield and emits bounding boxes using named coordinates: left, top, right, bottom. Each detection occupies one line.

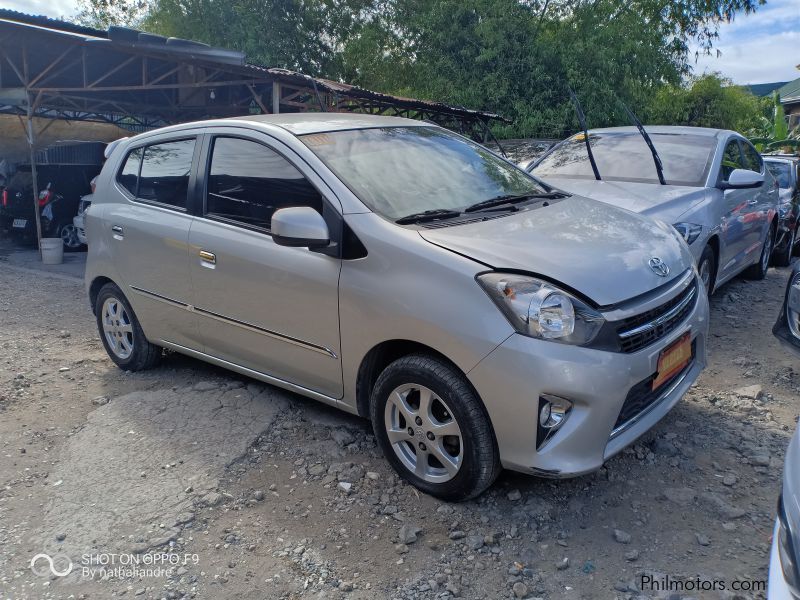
left=534, top=132, right=717, bottom=187
left=300, top=126, right=544, bottom=221
left=767, top=161, right=792, bottom=188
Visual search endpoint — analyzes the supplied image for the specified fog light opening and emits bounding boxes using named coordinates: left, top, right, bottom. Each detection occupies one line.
left=537, top=395, right=573, bottom=450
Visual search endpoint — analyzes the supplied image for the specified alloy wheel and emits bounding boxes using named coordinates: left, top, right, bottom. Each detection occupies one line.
left=384, top=384, right=463, bottom=483
left=101, top=297, right=134, bottom=359
left=60, top=223, right=81, bottom=248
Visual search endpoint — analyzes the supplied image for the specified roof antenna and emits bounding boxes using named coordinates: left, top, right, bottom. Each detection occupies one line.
left=567, top=86, right=601, bottom=181
left=616, top=96, right=666, bottom=185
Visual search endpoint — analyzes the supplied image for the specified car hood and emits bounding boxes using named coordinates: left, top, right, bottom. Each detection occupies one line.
left=419, top=195, right=694, bottom=306
left=537, top=177, right=708, bottom=223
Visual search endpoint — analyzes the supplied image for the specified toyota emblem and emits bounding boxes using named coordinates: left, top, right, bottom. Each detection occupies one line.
left=648, top=257, right=670, bottom=277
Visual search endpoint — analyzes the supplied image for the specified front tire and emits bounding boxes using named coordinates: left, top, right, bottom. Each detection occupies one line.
left=95, top=283, right=161, bottom=371
left=698, top=244, right=716, bottom=296
left=370, top=354, right=500, bottom=501
left=745, top=226, right=775, bottom=280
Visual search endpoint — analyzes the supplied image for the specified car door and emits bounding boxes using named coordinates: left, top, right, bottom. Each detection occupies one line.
left=187, top=130, right=343, bottom=399
left=740, top=139, right=777, bottom=258
left=105, top=134, right=202, bottom=350
left=716, top=138, right=753, bottom=280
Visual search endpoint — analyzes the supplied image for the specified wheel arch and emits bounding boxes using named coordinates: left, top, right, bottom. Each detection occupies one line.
left=355, top=339, right=477, bottom=419
left=89, top=276, right=115, bottom=314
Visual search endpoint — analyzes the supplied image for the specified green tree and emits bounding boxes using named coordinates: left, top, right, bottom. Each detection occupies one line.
left=647, top=74, right=765, bottom=132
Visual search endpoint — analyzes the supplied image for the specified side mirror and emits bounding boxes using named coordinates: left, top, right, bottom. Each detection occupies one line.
left=271, top=206, right=330, bottom=249
left=720, top=169, right=764, bottom=190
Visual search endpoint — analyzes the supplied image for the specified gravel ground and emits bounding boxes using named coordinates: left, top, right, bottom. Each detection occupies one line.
left=0, top=253, right=798, bottom=600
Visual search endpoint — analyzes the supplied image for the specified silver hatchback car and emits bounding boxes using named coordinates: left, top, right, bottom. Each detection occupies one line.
left=85, top=114, right=709, bottom=500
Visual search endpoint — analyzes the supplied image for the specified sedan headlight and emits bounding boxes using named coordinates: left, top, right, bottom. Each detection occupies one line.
left=780, top=202, right=792, bottom=220
left=673, top=222, right=703, bottom=245
left=477, top=273, right=604, bottom=345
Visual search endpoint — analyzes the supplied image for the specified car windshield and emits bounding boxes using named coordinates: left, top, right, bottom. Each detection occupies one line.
left=533, top=132, right=717, bottom=187
left=767, top=161, right=792, bottom=188
left=299, top=126, right=545, bottom=221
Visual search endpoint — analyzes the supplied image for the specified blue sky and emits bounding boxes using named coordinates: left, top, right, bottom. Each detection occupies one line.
left=3, top=0, right=799, bottom=84
left=693, top=0, right=800, bottom=84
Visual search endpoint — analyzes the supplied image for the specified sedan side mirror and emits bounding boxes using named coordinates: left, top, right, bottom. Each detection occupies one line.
left=720, top=169, right=764, bottom=190
left=271, top=206, right=330, bottom=249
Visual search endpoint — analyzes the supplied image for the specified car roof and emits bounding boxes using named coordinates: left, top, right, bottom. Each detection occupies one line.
left=227, top=113, right=427, bottom=135
left=587, top=125, right=733, bottom=138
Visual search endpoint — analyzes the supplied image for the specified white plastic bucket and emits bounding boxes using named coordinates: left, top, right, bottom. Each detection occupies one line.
left=41, top=238, right=64, bottom=265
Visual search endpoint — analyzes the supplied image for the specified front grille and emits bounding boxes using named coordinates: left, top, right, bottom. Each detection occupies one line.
left=616, top=281, right=697, bottom=353
left=613, top=340, right=696, bottom=432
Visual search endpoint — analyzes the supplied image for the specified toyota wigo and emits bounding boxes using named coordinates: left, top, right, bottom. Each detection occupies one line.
left=85, top=114, right=709, bottom=500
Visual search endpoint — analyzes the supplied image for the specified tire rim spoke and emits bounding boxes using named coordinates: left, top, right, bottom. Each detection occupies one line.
left=101, top=297, right=134, bottom=360
left=384, top=383, right=463, bottom=483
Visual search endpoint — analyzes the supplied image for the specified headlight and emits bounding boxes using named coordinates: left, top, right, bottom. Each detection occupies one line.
left=673, top=222, right=702, bottom=245
left=780, top=203, right=792, bottom=220
left=476, top=273, right=604, bottom=345
left=777, top=496, right=800, bottom=597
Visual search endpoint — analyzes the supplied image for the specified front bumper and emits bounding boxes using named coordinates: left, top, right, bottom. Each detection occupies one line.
left=467, top=274, right=709, bottom=475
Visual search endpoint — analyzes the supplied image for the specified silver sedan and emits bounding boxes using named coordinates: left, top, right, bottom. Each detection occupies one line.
left=527, top=126, right=781, bottom=295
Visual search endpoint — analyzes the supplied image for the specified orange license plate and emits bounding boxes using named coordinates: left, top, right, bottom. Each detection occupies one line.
left=652, top=332, right=692, bottom=391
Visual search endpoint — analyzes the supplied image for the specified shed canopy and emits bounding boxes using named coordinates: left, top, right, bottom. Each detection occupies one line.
left=0, top=9, right=505, bottom=139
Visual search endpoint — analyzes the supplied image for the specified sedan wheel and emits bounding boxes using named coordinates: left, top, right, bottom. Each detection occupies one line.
left=384, top=383, right=463, bottom=483
left=698, top=244, right=716, bottom=296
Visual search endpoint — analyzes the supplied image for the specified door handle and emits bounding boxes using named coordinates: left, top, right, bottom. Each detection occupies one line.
left=199, top=250, right=216, bottom=267
left=748, top=198, right=758, bottom=205
left=111, top=225, right=123, bottom=239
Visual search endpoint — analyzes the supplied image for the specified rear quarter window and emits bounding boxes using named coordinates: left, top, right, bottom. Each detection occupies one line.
left=117, top=147, right=142, bottom=196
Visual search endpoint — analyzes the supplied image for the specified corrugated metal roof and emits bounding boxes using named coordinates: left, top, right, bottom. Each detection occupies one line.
left=0, top=10, right=505, bottom=122
left=779, top=76, right=800, bottom=104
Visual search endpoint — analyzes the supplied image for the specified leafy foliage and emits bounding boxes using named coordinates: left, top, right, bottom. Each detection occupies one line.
left=74, top=0, right=768, bottom=138
left=647, top=74, right=767, bottom=132
left=749, top=92, right=800, bottom=155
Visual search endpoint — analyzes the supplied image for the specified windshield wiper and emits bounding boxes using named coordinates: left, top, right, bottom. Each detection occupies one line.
left=395, top=208, right=462, bottom=224
left=464, top=192, right=565, bottom=213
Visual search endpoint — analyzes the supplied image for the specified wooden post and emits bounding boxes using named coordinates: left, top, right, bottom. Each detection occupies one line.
left=272, top=82, right=280, bottom=114
left=26, top=92, right=43, bottom=258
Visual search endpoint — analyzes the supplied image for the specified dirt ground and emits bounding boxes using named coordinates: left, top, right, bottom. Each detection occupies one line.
left=0, top=248, right=798, bottom=600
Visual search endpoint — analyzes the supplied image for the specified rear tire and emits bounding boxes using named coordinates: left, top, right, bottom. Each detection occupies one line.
left=773, top=226, right=795, bottom=267
left=698, top=244, right=716, bottom=296
left=745, top=226, right=775, bottom=280
left=95, top=283, right=161, bottom=371
left=370, top=354, right=500, bottom=501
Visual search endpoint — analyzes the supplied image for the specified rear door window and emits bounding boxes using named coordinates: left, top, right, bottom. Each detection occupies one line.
left=204, top=136, right=322, bottom=231
left=137, top=139, right=196, bottom=209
